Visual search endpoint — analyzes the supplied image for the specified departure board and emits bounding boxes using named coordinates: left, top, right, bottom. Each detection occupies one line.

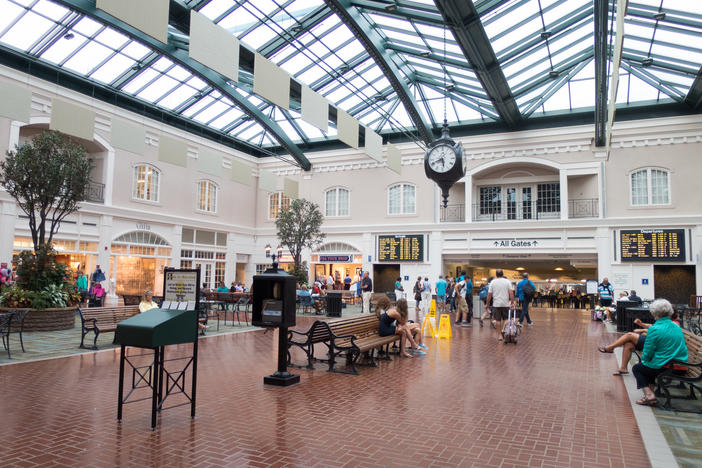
left=378, top=235, right=424, bottom=262
left=620, top=229, right=685, bottom=262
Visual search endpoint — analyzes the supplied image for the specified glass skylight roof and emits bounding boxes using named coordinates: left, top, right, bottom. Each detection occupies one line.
left=0, top=0, right=700, bottom=157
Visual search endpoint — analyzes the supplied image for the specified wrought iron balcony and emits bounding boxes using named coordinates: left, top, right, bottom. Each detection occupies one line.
left=440, top=204, right=465, bottom=222
left=85, top=180, right=105, bottom=203
left=568, top=198, right=599, bottom=218
left=471, top=202, right=559, bottom=222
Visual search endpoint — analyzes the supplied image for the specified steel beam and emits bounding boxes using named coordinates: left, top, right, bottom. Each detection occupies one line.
left=323, top=0, right=435, bottom=142
left=685, top=69, right=702, bottom=110
left=434, top=0, right=521, bottom=128
left=593, top=0, right=608, bottom=147
left=259, top=6, right=333, bottom=57
left=52, top=0, right=311, bottom=169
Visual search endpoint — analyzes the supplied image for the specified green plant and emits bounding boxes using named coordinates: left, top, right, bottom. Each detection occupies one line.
left=0, top=130, right=91, bottom=252
left=15, top=244, right=73, bottom=292
left=0, top=285, right=35, bottom=308
left=38, top=284, right=68, bottom=309
left=289, top=261, right=309, bottom=285
left=275, top=198, right=325, bottom=272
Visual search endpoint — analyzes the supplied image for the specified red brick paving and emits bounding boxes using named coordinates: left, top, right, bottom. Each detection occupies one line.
left=0, top=308, right=649, bottom=467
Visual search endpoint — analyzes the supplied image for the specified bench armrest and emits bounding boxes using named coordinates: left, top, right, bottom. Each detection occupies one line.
left=671, top=358, right=702, bottom=367
left=83, top=317, right=98, bottom=328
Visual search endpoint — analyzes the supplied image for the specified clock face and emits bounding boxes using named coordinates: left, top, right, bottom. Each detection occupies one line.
left=427, top=144, right=456, bottom=173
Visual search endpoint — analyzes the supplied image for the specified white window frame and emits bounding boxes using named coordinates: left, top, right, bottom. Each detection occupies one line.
left=132, top=164, right=160, bottom=203
left=629, top=167, right=671, bottom=206
left=197, top=180, right=218, bottom=213
left=387, top=183, right=416, bottom=215
left=324, top=187, right=350, bottom=217
left=268, top=191, right=291, bottom=220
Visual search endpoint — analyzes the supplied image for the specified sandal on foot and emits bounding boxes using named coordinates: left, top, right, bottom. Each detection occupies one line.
left=402, top=352, right=413, bottom=358
left=598, top=346, right=613, bottom=353
left=612, top=369, right=629, bottom=376
left=635, top=396, right=657, bottom=406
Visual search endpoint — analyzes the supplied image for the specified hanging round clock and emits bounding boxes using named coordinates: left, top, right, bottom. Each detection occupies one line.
left=424, top=122, right=465, bottom=207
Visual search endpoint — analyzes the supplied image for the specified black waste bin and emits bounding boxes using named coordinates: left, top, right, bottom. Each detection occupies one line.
left=625, top=306, right=654, bottom=332
left=326, top=291, right=342, bottom=317
left=616, top=300, right=638, bottom=332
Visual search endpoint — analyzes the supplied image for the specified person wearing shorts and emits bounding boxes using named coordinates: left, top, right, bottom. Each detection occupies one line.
left=435, top=275, right=447, bottom=314
left=486, top=269, right=514, bottom=342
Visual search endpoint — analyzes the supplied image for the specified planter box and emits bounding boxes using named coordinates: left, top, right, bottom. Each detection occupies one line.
left=0, top=307, right=77, bottom=331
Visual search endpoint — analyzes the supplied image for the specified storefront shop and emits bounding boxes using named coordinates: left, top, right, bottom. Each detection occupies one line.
left=13, top=236, right=99, bottom=278
left=110, top=231, right=172, bottom=296
left=311, top=242, right=363, bottom=288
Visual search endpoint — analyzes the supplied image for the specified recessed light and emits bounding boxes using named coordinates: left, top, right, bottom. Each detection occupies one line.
left=554, top=267, right=564, bottom=271
left=515, top=267, right=525, bottom=271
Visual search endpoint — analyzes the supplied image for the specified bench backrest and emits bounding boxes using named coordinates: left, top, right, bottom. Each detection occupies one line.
left=683, top=329, right=702, bottom=378
left=80, top=306, right=140, bottom=325
left=326, top=315, right=380, bottom=339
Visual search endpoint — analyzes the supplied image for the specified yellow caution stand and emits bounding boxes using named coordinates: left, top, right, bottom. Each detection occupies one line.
left=421, top=314, right=436, bottom=337
left=429, top=299, right=437, bottom=315
left=437, top=314, right=452, bottom=339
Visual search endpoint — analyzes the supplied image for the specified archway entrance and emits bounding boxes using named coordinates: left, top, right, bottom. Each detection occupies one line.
left=110, top=231, right=171, bottom=296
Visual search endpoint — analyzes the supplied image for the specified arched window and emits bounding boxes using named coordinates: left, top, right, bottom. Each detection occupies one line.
left=325, top=187, right=349, bottom=217
left=269, top=191, right=291, bottom=219
left=388, top=183, right=416, bottom=215
left=197, top=180, right=218, bottom=213
left=132, top=164, right=160, bottom=202
left=631, top=168, right=670, bottom=206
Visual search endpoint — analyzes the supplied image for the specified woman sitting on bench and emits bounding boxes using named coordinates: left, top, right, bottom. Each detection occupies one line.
left=631, top=299, right=688, bottom=406
left=377, top=297, right=427, bottom=357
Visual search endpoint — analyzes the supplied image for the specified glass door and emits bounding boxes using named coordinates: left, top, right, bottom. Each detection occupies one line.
left=505, top=186, right=533, bottom=220
left=195, top=262, right=213, bottom=289
left=522, top=187, right=533, bottom=219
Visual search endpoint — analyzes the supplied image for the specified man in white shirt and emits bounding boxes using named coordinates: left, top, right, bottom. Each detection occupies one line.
left=421, top=277, right=432, bottom=316
left=455, top=272, right=471, bottom=327
left=486, top=269, right=514, bottom=341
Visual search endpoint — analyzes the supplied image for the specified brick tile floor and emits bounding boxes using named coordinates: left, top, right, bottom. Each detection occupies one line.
left=0, top=308, right=651, bottom=467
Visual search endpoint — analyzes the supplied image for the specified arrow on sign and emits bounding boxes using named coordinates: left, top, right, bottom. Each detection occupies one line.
left=494, top=241, right=499, bottom=246
left=533, top=240, right=538, bottom=246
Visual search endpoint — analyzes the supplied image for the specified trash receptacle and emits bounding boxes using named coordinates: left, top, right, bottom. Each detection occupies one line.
left=326, top=291, right=342, bottom=317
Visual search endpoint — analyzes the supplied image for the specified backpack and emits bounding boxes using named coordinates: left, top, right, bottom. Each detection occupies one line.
left=522, top=282, right=535, bottom=299
left=479, top=286, right=488, bottom=301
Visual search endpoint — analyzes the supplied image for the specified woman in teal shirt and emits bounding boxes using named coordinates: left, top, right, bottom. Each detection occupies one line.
left=632, top=299, right=688, bottom=406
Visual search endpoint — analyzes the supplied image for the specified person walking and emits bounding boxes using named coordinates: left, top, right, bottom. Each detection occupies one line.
left=435, top=275, right=447, bottom=314
left=486, top=270, right=514, bottom=341
left=361, top=271, right=373, bottom=314
left=598, top=277, right=614, bottom=307
left=421, top=276, right=432, bottom=317
left=464, top=274, right=474, bottom=322
left=455, top=271, right=471, bottom=327
left=394, top=277, right=405, bottom=301
left=446, top=275, right=456, bottom=313
left=516, top=272, right=535, bottom=327
left=413, top=276, right=423, bottom=311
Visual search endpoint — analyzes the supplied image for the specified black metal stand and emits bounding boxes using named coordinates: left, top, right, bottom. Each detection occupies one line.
left=117, top=342, right=198, bottom=428
left=263, top=326, right=300, bottom=386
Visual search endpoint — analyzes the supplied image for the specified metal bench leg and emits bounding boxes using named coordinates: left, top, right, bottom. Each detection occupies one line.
left=92, top=330, right=100, bottom=350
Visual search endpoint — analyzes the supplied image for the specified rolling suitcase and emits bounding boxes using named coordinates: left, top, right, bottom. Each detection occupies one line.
left=502, top=308, right=519, bottom=344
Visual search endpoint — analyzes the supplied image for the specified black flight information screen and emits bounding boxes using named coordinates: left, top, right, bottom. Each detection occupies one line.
left=378, top=234, right=424, bottom=262
left=620, top=229, right=685, bottom=262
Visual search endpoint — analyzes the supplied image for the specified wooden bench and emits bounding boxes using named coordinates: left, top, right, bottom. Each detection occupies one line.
left=288, top=315, right=401, bottom=374
left=654, top=329, right=702, bottom=412
left=78, top=306, right=140, bottom=349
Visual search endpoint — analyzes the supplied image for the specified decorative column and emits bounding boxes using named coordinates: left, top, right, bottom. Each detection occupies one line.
left=559, top=169, right=568, bottom=220
left=464, top=173, right=472, bottom=223
left=0, top=201, right=17, bottom=264
left=225, top=232, right=237, bottom=285
left=98, top=215, right=114, bottom=296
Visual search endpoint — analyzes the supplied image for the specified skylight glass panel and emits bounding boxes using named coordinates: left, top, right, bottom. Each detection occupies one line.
left=209, top=107, right=244, bottom=129
left=152, top=56, right=174, bottom=72
left=121, top=41, right=150, bottom=60
left=192, top=99, right=230, bottom=123
left=0, top=1, right=24, bottom=34
left=181, top=94, right=215, bottom=117
left=62, top=41, right=114, bottom=75
left=94, top=28, right=129, bottom=49
left=1, top=11, right=54, bottom=50
left=73, top=16, right=102, bottom=36
left=32, top=0, right=69, bottom=21
left=137, top=75, right=179, bottom=102
left=40, top=35, right=87, bottom=64
left=155, top=84, right=197, bottom=110
left=89, top=53, right=136, bottom=83
left=121, top=68, right=160, bottom=94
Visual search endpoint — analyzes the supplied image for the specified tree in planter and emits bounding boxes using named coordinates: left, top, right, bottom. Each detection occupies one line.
left=275, top=199, right=325, bottom=284
left=0, top=130, right=91, bottom=252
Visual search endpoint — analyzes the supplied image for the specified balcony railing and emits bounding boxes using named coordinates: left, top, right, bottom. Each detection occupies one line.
left=471, top=202, right=559, bottom=222
left=85, top=181, right=105, bottom=203
left=568, top=198, right=599, bottom=218
left=440, top=204, right=465, bottom=222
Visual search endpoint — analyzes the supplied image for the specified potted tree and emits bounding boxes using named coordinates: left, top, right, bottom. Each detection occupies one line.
left=0, top=130, right=91, bottom=330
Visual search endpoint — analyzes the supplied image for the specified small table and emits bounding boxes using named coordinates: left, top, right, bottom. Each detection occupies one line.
left=200, top=300, right=226, bottom=330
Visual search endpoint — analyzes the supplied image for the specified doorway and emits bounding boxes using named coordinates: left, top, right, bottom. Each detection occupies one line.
left=373, top=264, right=400, bottom=294
left=654, top=265, right=695, bottom=305
left=506, top=186, right=533, bottom=220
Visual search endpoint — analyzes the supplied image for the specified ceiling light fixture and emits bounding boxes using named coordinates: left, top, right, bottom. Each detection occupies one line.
left=540, top=31, right=552, bottom=40
left=515, top=267, right=525, bottom=271
left=63, top=32, right=74, bottom=40
left=642, top=58, right=653, bottom=67
left=554, top=267, right=564, bottom=271
left=653, top=12, right=666, bottom=21
left=549, top=70, right=560, bottom=78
